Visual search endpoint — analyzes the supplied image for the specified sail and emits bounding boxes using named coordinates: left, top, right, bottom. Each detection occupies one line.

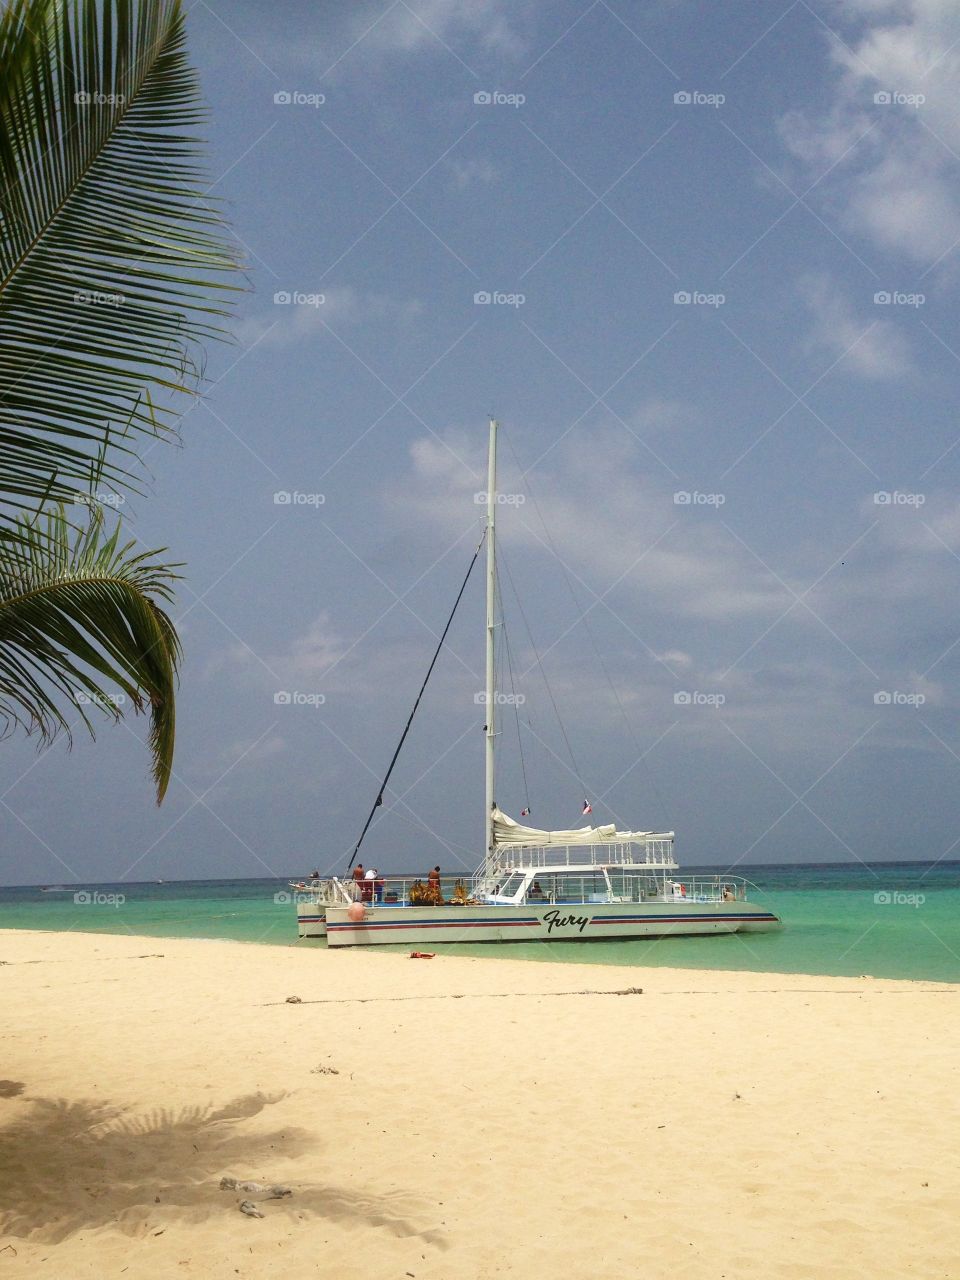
left=492, top=807, right=667, bottom=848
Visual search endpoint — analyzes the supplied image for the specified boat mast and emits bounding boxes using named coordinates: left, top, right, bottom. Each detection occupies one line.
left=485, top=418, right=498, bottom=857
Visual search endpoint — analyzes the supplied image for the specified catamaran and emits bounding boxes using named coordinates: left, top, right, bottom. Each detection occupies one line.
left=294, top=420, right=781, bottom=946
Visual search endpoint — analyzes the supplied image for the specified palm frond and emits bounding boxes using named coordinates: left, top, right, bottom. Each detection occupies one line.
left=0, top=0, right=241, bottom=527
left=0, top=504, right=182, bottom=802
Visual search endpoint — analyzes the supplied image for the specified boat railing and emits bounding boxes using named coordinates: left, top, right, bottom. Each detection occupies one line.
left=475, top=872, right=749, bottom=906
left=485, top=838, right=677, bottom=872
left=294, top=872, right=750, bottom=909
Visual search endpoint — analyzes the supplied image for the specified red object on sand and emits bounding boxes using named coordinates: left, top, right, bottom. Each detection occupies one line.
left=409, top=951, right=436, bottom=959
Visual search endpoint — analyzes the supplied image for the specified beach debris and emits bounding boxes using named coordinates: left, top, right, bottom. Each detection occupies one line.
left=612, top=986, right=643, bottom=995
left=238, top=1200, right=264, bottom=1219
left=268, top=1186, right=293, bottom=1198
left=311, top=1065, right=339, bottom=1075
left=409, top=951, right=436, bottom=959
left=220, top=1177, right=238, bottom=1190
left=220, top=1176, right=293, bottom=1198
left=285, top=995, right=302, bottom=1003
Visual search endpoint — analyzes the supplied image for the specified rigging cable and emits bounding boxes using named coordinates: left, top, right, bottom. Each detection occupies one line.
left=503, top=431, right=671, bottom=829
left=497, top=541, right=584, bottom=787
left=346, top=532, right=485, bottom=871
left=496, top=567, right=532, bottom=816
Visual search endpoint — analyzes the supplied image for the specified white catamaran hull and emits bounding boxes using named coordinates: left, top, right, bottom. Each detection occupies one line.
left=303, top=900, right=780, bottom=946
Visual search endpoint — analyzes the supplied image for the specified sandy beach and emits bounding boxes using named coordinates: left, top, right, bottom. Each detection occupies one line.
left=0, top=930, right=957, bottom=1279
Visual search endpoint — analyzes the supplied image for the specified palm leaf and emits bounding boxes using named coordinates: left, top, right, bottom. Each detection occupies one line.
left=0, top=0, right=240, bottom=527
left=0, top=503, right=181, bottom=802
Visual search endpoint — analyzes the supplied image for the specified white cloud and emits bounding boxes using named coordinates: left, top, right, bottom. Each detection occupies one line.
left=392, top=423, right=796, bottom=622
left=798, top=272, right=912, bottom=378
left=781, top=0, right=960, bottom=266
left=447, top=157, right=500, bottom=190
left=358, top=0, right=526, bottom=58
left=233, top=287, right=423, bottom=349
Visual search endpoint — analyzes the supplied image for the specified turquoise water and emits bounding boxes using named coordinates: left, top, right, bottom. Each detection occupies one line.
left=1, top=862, right=958, bottom=982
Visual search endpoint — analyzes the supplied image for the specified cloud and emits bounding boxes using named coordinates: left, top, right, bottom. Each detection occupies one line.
left=797, top=272, right=912, bottom=378
left=447, top=157, right=500, bottom=190
left=356, top=0, right=527, bottom=58
left=392, top=422, right=796, bottom=623
left=780, top=0, right=960, bottom=267
left=233, top=286, right=423, bottom=349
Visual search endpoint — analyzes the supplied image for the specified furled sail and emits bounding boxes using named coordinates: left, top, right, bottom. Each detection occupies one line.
left=492, top=807, right=670, bottom=848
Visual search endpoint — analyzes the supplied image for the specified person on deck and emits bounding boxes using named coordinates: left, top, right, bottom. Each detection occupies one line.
left=362, top=866, right=376, bottom=903
left=352, top=863, right=365, bottom=900
left=374, top=869, right=385, bottom=903
left=428, top=865, right=442, bottom=904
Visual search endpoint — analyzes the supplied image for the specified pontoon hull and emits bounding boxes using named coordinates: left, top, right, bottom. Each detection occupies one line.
left=303, top=900, right=781, bottom=945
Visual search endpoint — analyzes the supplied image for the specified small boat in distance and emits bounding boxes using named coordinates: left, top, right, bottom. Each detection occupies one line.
left=296, top=420, right=781, bottom=945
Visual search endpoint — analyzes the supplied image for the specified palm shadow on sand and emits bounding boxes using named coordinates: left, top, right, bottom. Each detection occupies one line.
left=0, top=1091, right=445, bottom=1247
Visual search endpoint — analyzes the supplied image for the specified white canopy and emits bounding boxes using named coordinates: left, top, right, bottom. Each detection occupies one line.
left=492, top=807, right=664, bottom=848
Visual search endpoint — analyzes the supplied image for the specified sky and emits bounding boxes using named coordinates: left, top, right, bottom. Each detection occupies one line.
left=3, top=0, right=960, bottom=885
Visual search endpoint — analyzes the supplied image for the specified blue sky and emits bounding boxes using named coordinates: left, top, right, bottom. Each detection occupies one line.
left=4, top=0, right=960, bottom=885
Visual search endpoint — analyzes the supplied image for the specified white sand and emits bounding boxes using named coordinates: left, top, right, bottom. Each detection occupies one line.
left=0, top=929, right=957, bottom=1279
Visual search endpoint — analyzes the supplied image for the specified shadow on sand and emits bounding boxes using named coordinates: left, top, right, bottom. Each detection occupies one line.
left=0, top=1090, right=445, bottom=1247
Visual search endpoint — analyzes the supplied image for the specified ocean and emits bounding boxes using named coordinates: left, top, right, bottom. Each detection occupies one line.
left=1, top=861, right=958, bottom=982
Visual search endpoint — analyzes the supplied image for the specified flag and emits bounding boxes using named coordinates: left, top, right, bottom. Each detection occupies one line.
left=520, top=807, right=530, bottom=817
left=582, top=799, right=592, bottom=815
